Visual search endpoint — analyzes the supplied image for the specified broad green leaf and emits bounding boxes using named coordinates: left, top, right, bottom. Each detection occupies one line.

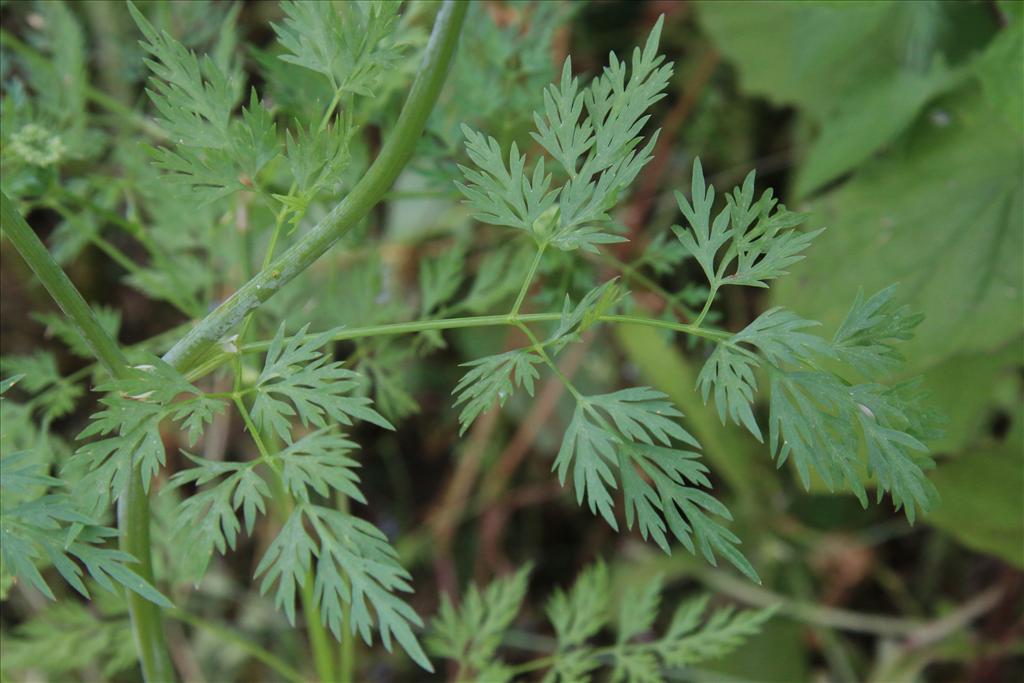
left=975, top=18, right=1024, bottom=137
left=918, top=338, right=1023, bottom=452
left=927, top=426, right=1024, bottom=567
left=773, top=89, right=1023, bottom=375
left=793, top=63, right=957, bottom=198
left=697, top=0, right=992, bottom=197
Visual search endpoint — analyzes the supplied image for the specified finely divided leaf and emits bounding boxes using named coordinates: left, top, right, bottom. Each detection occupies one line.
left=617, top=574, right=662, bottom=643
left=272, top=0, right=404, bottom=96
left=255, top=505, right=431, bottom=670
left=459, top=17, right=671, bottom=253
left=428, top=564, right=531, bottom=672
left=833, top=285, right=924, bottom=378
left=308, top=506, right=433, bottom=671
left=253, top=324, right=392, bottom=443
left=697, top=345, right=761, bottom=439
left=553, top=389, right=756, bottom=580
left=453, top=349, right=541, bottom=434
left=166, top=455, right=270, bottom=580
left=456, top=126, right=558, bottom=233
left=547, top=562, right=610, bottom=649
left=672, top=158, right=731, bottom=284
left=0, top=454, right=171, bottom=607
left=276, top=429, right=364, bottom=504
left=73, top=359, right=227, bottom=509
left=420, top=243, right=467, bottom=315
left=657, top=596, right=776, bottom=667
left=672, top=161, right=822, bottom=292
left=253, top=507, right=316, bottom=626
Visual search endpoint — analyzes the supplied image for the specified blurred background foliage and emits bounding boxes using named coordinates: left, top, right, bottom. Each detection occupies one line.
left=1, top=0, right=1021, bottom=681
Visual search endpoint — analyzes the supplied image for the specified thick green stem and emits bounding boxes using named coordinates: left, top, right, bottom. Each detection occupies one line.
left=303, top=571, right=336, bottom=683
left=119, top=474, right=177, bottom=682
left=2, top=193, right=129, bottom=373
left=1, top=192, right=177, bottom=682
left=162, top=1, right=468, bottom=373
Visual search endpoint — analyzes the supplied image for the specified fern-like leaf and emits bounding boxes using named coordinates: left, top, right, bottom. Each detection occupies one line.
left=253, top=324, right=392, bottom=443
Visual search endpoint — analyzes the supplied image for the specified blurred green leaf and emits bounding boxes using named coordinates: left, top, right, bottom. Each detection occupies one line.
left=696, top=617, right=808, bottom=683
left=772, top=88, right=1023, bottom=375
left=793, top=63, right=957, bottom=198
left=697, top=0, right=995, bottom=197
left=918, top=338, right=1023, bottom=452
left=927, top=426, right=1024, bottom=567
left=975, top=18, right=1024, bottom=137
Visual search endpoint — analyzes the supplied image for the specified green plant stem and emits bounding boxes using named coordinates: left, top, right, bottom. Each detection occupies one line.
left=169, top=610, right=307, bottom=683
left=2, top=193, right=129, bottom=373
left=302, top=571, right=337, bottom=683
left=510, top=243, right=546, bottom=317
left=162, top=1, right=467, bottom=374
left=516, top=322, right=584, bottom=401
left=505, top=632, right=715, bottom=677
left=179, top=312, right=734, bottom=384
left=232, top=393, right=336, bottom=682
left=242, top=314, right=728, bottom=352
left=319, top=89, right=344, bottom=132
left=693, top=284, right=718, bottom=327
left=1, top=191, right=176, bottom=682
left=597, top=251, right=697, bottom=321
left=335, top=493, right=355, bottom=683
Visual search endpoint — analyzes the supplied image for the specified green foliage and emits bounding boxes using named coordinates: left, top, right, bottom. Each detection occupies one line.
left=3, top=2, right=987, bottom=680
left=928, top=418, right=1024, bottom=567
left=673, top=160, right=820, bottom=296
left=128, top=1, right=272, bottom=204
left=74, top=359, right=226, bottom=508
left=702, top=0, right=1020, bottom=580
left=272, top=0, right=404, bottom=96
left=429, top=564, right=532, bottom=674
left=553, top=388, right=757, bottom=582
left=33, top=306, right=122, bottom=360
left=253, top=324, right=393, bottom=444
left=696, top=0, right=974, bottom=198
left=0, top=352, right=82, bottom=421
left=453, top=349, right=541, bottom=434
left=429, top=563, right=775, bottom=682
left=164, top=454, right=270, bottom=581
left=0, top=450, right=169, bottom=608
left=458, top=16, right=671, bottom=253
left=255, top=503, right=432, bottom=671
left=0, top=592, right=135, bottom=680
left=695, top=295, right=937, bottom=521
